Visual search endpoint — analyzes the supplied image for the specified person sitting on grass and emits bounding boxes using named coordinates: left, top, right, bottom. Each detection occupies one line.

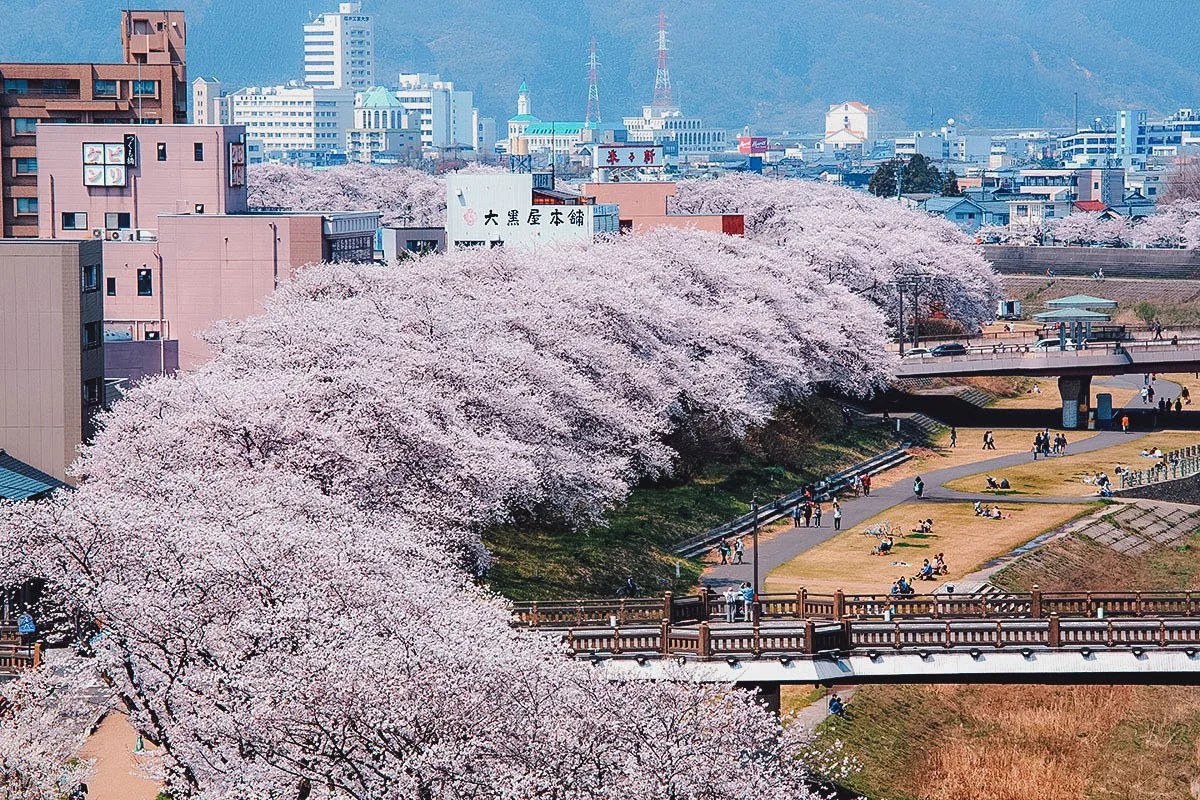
left=874, top=536, right=894, bottom=556
left=933, top=553, right=948, bottom=575
left=828, top=693, right=846, bottom=718
left=986, top=475, right=1001, bottom=490
left=990, top=506, right=1005, bottom=520
left=917, top=559, right=935, bottom=580
left=897, top=577, right=915, bottom=596
left=974, top=500, right=984, bottom=516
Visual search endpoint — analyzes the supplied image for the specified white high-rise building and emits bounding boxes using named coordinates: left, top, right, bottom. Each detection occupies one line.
left=191, top=77, right=231, bottom=125
left=229, top=85, right=354, bottom=155
left=305, top=2, right=375, bottom=91
left=395, top=73, right=475, bottom=151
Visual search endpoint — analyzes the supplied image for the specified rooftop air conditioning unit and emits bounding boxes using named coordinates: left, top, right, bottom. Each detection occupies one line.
left=121, top=230, right=137, bottom=242
left=109, top=231, right=121, bottom=241
left=92, top=229, right=103, bottom=239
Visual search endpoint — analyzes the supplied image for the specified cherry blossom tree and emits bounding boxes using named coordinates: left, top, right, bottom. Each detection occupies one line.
left=0, top=655, right=106, bottom=799
left=0, top=227, right=915, bottom=798
left=669, top=175, right=1002, bottom=331
left=248, top=163, right=447, bottom=227
left=1050, top=212, right=1102, bottom=245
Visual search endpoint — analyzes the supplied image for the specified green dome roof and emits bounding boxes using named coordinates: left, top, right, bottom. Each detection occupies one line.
left=358, top=86, right=405, bottom=109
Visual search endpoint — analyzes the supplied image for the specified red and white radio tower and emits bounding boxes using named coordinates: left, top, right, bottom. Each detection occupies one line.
left=651, top=10, right=674, bottom=110
left=586, top=37, right=601, bottom=126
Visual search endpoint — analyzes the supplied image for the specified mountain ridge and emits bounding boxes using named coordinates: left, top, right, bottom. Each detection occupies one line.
left=2, top=0, right=1198, bottom=132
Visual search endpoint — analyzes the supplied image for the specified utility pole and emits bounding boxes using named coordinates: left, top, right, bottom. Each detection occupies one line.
left=751, top=494, right=760, bottom=624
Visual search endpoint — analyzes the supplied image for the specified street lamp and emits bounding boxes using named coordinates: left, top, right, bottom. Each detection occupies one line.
left=751, top=494, right=760, bottom=624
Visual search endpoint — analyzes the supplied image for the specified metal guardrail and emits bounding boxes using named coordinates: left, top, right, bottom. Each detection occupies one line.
left=1119, top=444, right=1200, bottom=489
left=670, top=447, right=911, bottom=559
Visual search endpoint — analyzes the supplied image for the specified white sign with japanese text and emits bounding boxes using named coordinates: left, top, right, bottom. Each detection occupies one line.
left=592, top=144, right=664, bottom=169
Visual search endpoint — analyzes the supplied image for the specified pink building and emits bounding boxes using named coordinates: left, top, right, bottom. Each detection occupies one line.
left=581, top=182, right=744, bottom=236
left=36, top=124, right=248, bottom=240
left=33, top=123, right=377, bottom=373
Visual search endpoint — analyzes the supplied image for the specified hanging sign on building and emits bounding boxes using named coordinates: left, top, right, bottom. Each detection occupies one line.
left=228, top=142, right=247, bottom=188
left=123, top=133, right=138, bottom=166
left=593, top=144, right=664, bottom=169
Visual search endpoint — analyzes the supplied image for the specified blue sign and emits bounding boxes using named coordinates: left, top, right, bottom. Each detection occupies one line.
left=16, top=613, right=35, bottom=635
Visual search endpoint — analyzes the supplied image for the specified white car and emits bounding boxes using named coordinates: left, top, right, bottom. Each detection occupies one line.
left=1032, top=338, right=1079, bottom=351
left=901, top=347, right=931, bottom=358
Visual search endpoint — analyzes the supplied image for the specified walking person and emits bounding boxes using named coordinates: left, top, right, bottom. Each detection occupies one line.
left=792, top=504, right=803, bottom=528
left=862, top=472, right=872, bottom=497
left=833, top=502, right=843, bottom=530
left=802, top=501, right=813, bottom=528
left=1183, top=386, right=1191, bottom=405
left=739, top=581, right=754, bottom=621
left=733, top=537, right=745, bottom=565
left=913, top=476, right=924, bottom=499
left=716, top=537, right=730, bottom=565
left=949, top=426, right=957, bottom=448
left=1141, top=385, right=1149, bottom=404
left=1121, top=414, right=1130, bottom=434
left=813, top=502, right=823, bottom=528
left=1149, top=384, right=1156, bottom=405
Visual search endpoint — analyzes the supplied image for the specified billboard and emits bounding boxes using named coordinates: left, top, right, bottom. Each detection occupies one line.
left=82, top=142, right=127, bottom=187
left=593, top=144, right=665, bottom=169
left=737, top=135, right=768, bottom=155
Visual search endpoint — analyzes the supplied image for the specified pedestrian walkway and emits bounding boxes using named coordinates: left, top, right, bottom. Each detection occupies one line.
left=703, top=428, right=1151, bottom=590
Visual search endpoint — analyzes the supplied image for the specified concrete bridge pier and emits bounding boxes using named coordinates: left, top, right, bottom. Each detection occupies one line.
left=1058, top=375, right=1092, bottom=429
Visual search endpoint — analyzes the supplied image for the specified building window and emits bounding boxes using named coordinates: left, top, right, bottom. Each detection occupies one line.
left=82, top=320, right=102, bottom=350
left=14, top=158, right=37, bottom=174
left=62, top=212, right=88, bottom=230
left=157, top=142, right=167, bottom=161
left=15, top=197, right=37, bottom=215
left=132, top=80, right=158, bottom=97
left=106, top=277, right=117, bottom=296
left=81, top=263, right=100, bottom=292
left=83, top=378, right=103, bottom=407
left=137, top=268, right=153, bottom=296
left=13, top=117, right=36, bottom=134
left=193, top=142, right=204, bottom=161
left=3, top=79, right=28, bottom=94
left=104, top=212, right=131, bottom=230
left=94, top=79, right=118, bottom=98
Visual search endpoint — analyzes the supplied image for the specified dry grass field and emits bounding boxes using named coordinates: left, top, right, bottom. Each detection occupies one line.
left=944, top=430, right=1200, bottom=497
left=765, top=501, right=1093, bottom=595
left=871, top=427, right=1099, bottom=489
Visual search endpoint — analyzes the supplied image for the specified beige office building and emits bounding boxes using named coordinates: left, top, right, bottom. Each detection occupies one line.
left=0, top=240, right=104, bottom=480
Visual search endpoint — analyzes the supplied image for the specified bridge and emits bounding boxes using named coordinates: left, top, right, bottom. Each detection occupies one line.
left=514, top=589, right=1200, bottom=699
left=894, top=337, right=1200, bottom=428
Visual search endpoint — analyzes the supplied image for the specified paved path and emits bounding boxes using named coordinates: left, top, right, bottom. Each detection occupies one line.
left=704, top=428, right=1154, bottom=592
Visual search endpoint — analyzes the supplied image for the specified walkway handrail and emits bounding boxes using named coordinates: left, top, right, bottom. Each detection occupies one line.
left=671, top=447, right=911, bottom=559
left=559, top=616, right=1200, bottom=660
left=1118, top=444, right=1200, bottom=489
left=514, top=587, right=1200, bottom=628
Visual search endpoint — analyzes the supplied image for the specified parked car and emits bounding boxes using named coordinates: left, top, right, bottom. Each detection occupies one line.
left=902, top=347, right=931, bottom=358
left=1032, top=338, right=1079, bottom=351
left=929, top=343, right=968, bottom=357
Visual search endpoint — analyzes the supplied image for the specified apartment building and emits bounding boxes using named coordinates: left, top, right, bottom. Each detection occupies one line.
left=34, top=123, right=378, bottom=372
left=0, top=10, right=187, bottom=238
left=0, top=240, right=104, bottom=481
left=304, top=2, right=375, bottom=91
left=395, top=73, right=475, bottom=151
left=228, top=84, right=354, bottom=155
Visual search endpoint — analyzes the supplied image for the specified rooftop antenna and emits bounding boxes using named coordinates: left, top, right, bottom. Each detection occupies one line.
left=651, top=10, right=673, bottom=109
left=586, top=37, right=601, bottom=126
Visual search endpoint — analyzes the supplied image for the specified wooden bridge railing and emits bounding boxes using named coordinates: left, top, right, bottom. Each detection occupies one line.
left=514, top=588, right=1200, bottom=628
left=562, top=617, right=1200, bottom=660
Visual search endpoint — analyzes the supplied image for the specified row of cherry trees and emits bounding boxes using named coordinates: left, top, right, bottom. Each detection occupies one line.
left=670, top=175, right=1001, bottom=329
left=0, top=228, right=909, bottom=799
left=978, top=202, right=1200, bottom=248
